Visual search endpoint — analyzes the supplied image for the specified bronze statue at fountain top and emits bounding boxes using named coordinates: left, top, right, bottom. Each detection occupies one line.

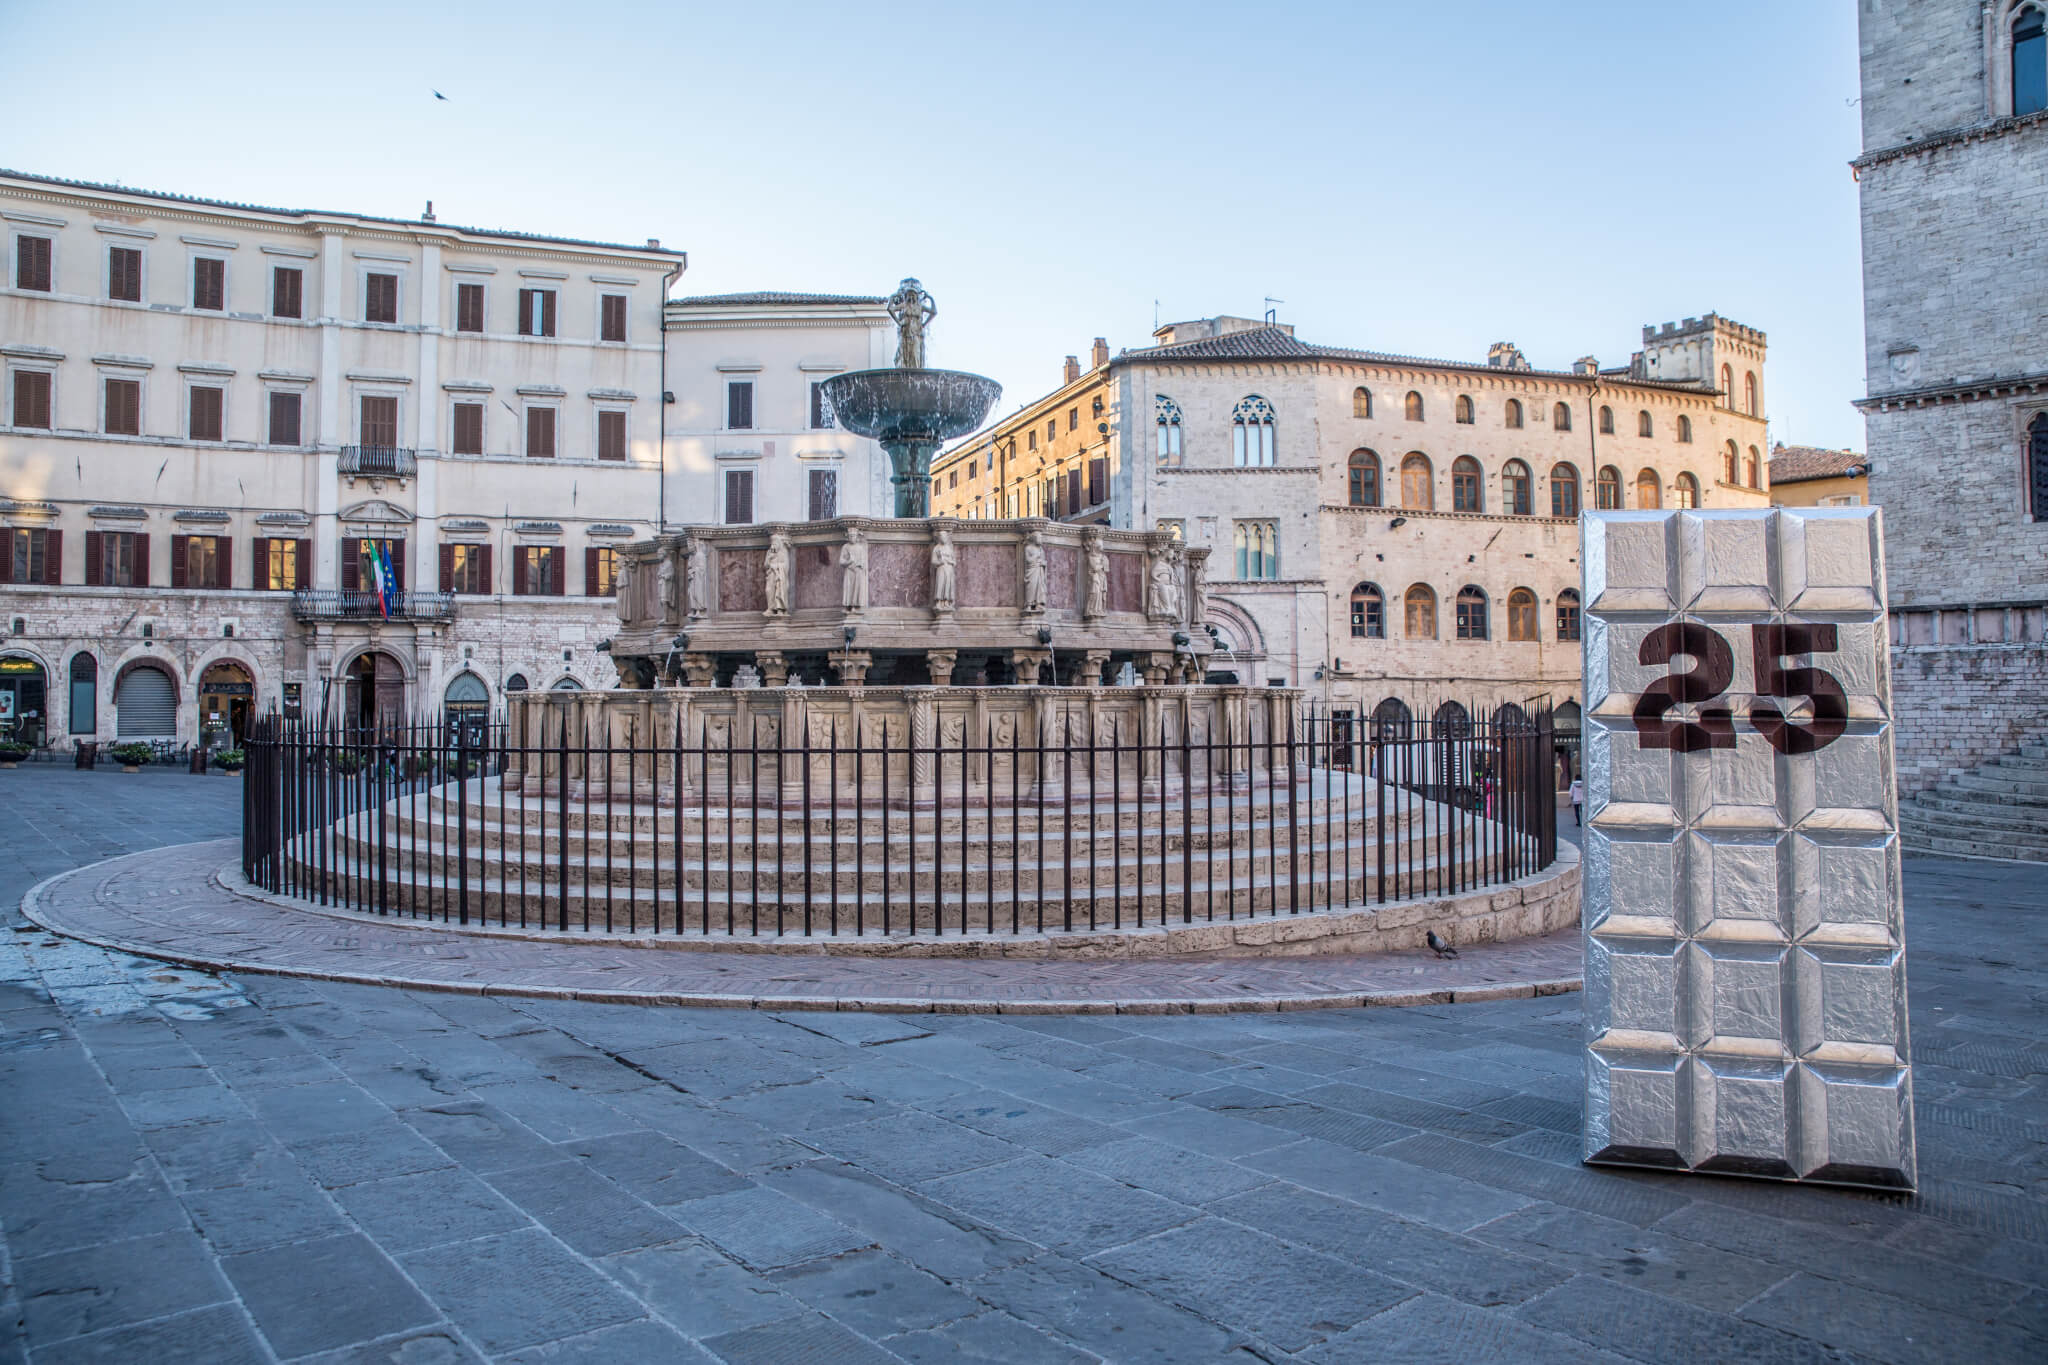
left=886, top=278, right=936, bottom=369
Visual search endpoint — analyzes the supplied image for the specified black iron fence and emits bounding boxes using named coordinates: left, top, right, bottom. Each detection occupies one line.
left=241, top=706, right=1556, bottom=938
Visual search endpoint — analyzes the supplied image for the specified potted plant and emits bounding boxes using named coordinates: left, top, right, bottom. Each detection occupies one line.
left=110, top=742, right=153, bottom=773
left=331, top=749, right=365, bottom=776
left=213, top=748, right=245, bottom=774
left=0, top=741, right=29, bottom=769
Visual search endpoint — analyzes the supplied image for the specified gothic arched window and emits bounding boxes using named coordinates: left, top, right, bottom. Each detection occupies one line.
left=1452, top=455, right=1483, bottom=512
left=1554, top=402, right=1572, bottom=432
left=1507, top=588, right=1539, bottom=641
left=1596, top=465, right=1622, bottom=509
left=1401, top=453, right=1434, bottom=510
left=1502, top=459, right=1532, bottom=516
left=2019, top=6, right=2047, bottom=116
left=1677, top=414, right=1693, bottom=443
left=1556, top=588, right=1582, bottom=641
left=1231, top=395, right=1275, bottom=467
left=1725, top=440, right=1741, bottom=485
left=1349, top=582, right=1384, bottom=638
left=1347, top=449, right=1381, bottom=507
left=1720, top=364, right=1734, bottom=407
left=1455, top=394, right=1474, bottom=424
left=1551, top=462, right=1581, bottom=518
left=1674, top=471, right=1700, bottom=509
left=1637, top=468, right=1663, bottom=509
left=1371, top=697, right=1411, bottom=740
left=1746, top=446, right=1761, bottom=488
left=1455, top=585, right=1489, bottom=640
left=1744, top=371, right=1759, bottom=417
left=1353, top=386, right=1372, bottom=418
left=1638, top=410, right=1653, bottom=438
left=1599, top=405, right=1615, bottom=435
left=1155, top=394, right=1183, bottom=465
left=1505, top=399, right=1524, bottom=429
left=1403, top=584, right=1437, bottom=639
left=1404, top=390, right=1424, bottom=422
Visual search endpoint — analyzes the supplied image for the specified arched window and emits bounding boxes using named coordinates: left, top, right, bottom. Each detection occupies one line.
left=1505, top=399, right=1524, bottom=429
left=1746, top=446, right=1761, bottom=488
left=1598, top=405, right=1615, bottom=435
left=1637, top=410, right=1653, bottom=438
left=1371, top=697, right=1412, bottom=740
left=1637, top=469, right=1662, bottom=509
left=1502, top=459, right=1532, bottom=516
left=1349, top=582, right=1385, bottom=638
left=1720, top=363, right=1734, bottom=407
left=1155, top=394, right=1183, bottom=465
left=68, top=651, right=97, bottom=734
left=1596, top=466, right=1622, bottom=510
left=2029, top=412, right=2048, bottom=519
left=1352, top=386, right=1373, bottom=418
left=1434, top=700, right=1470, bottom=737
left=1233, top=521, right=1277, bottom=579
left=504, top=673, right=529, bottom=692
left=1556, top=588, right=1582, bottom=641
left=1677, top=414, right=1693, bottom=443
left=1551, top=462, right=1581, bottom=518
left=1231, top=395, right=1275, bottom=467
left=1452, top=456, right=1484, bottom=512
left=1507, top=588, right=1538, bottom=641
left=1404, top=391, right=1424, bottom=421
left=1455, top=586, right=1489, bottom=640
left=1673, top=471, right=1700, bottom=509
left=1725, top=440, right=1741, bottom=484
left=1400, top=453, right=1434, bottom=509
left=1493, top=702, right=1528, bottom=731
left=1455, top=394, right=1474, bottom=424
left=1553, top=402, right=1572, bottom=432
left=1743, top=371, right=1758, bottom=417
left=551, top=676, right=583, bottom=691
left=2019, top=5, right=2047, bottom=116
left=1347, top=450, right=1381, bottom=507
left=1403, top=584, right=1437, bottom=639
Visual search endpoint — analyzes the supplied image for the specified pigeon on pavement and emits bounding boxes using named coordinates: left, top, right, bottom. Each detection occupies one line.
left=1426, top=930, right=1458, bottom=959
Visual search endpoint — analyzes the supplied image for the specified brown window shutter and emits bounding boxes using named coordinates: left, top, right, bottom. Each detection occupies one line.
left=517, top=289, right=532, bottom=335
left=17, top=236, right=51, bottom=290
left=84, top=531, right=102, bottom=586
left=132, top=533, right=149, bottom=587
left=107, top=378, right=140, bottom=435
left=0, top=529, right=14, bottom=584
left=541, top=290, right=556, bottom=337
left=440, top=543, right=454, bottom=593
left=190, top=387, right=223, bottom=441
left=389, top=539, right=405, bottom=590
left=457, top=282, right=484, bottom=332
left=273, top=267, right=303, bottom=319
left=218, top=537, right=232, bottom=590
left=551, top=548, right=565, bottom=596
left=341, top=537, right=360, bottom=592
left=601, top=294, right=626, bottom=341
left=512, top=546, right=528, bottom=596
left=43, top=529, right=60, bottom=585
left=194, top=258, right=224, bottom=310
left=251, top=537, right=268, bottom=589
left=109, top=247, right=142, bottom=302
left=366, top=273, right=397, bottom=323
left=14, top=370, right=51, bottom=428
left=170, top=535, right=188, bottom=588
left=478, top=543, right=492, bottom=595
left=584, top=546, right=599, bottom=597
left=597, top=410, right=625, bottom=460
left=269, top=391, right=300, bottom=446
left=527, top=408, right=555, bottom=458
left=295, top=539, right=312, bottom=590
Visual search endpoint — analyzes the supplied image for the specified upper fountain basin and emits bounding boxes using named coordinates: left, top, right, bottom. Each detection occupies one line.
left=822, top=369, right=1003, bottom=444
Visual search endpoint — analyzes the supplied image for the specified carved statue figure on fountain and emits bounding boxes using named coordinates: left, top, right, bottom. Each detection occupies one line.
left=1148, top=543, right=1183, bottom=621
left=840, top=527, right=868, bottom=612
left=657, top=550, right=678, bottom=623
left=1022, top=531, right=1049, bottom=615
left=1083, top=528, right=1108, bottom=620
left=886, top=278, right=936, bottom=369
left=1187, top=549, right=1207, bottom=630
left=764, top=529, right=790, bottom=617
left=614, top=557, right=635, bottom=624
left=931, top=526, right=956, bottom=612
left=684, top=536, right=708, bottom=619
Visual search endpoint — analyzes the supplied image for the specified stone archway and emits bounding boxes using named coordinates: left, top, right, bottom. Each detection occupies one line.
left=198, top=660, right=256, bottom=747
left=343, top=650, right=407, bottom=735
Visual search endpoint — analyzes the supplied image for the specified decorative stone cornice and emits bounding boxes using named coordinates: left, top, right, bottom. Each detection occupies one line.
left=1159, top=466, right=1319, bottom=477
left=1853, top=369, right=2048, bottom=412
left=1852, top=107, right=2048, bottom=174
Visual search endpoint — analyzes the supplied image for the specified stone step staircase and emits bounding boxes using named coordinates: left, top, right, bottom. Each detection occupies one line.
left=1900, top=735, right=2048, bottom=863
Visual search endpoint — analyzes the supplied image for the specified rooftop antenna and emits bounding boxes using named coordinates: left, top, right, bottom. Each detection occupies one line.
left=1264, top=296, right=1284, bottom=324
left=1153, top=299, right=1160, bottom=331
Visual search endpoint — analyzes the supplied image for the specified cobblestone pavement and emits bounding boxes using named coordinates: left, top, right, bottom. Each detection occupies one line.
left=3, top=769, right=2046, bottom=1364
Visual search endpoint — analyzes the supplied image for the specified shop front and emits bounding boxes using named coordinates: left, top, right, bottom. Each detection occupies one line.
left=199, top=661, right=256, bottom=748
left=0, top=656, right=47, bottom=748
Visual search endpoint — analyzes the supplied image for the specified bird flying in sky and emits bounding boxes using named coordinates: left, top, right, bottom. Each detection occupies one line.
left=433, top=90, right=449, bottom=101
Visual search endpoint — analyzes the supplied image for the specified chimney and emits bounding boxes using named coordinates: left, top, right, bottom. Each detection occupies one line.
left=1090, top=337, right=1109, bottom=369
left=1572, top=356, right=1599, bottom=376
left=1063, top=355, right=1081, bottom=385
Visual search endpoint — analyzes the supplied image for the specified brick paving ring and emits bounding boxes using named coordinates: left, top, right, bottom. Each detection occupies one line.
left=23, top=838, right=1585, bottom=1013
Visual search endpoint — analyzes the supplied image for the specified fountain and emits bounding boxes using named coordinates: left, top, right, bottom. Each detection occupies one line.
left=823, top=279, right=1003, bottom=519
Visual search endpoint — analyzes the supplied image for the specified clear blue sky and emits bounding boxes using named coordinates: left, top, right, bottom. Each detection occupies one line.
left=0, top=0, right=1867, bottom=451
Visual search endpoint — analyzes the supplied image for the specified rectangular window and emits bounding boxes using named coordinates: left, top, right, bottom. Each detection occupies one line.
left=268, top=391, right=301, bottom=446
left=189, top=385, right=225, bottom=441
left=597, top=410, right=627, bottom=461
left=176, top=534, right=227, bottom=589
left=12, top=370, right=51, bottom=428
left=724, top=468, right=754, bottom=524
left=96, top=531, right=140, bottom=587
left=360, top=394, right=399, bottom=448
left=1027, top=430, right=1037, bottom=453
left=108, top=246, right=142, bottom=302
left=807, top=468, right=838, bottom=521
left=727, top=380, right=753, bottom=430
left=516, top=288, right=556, bottom=337
left=3, top=528, right=56, bottom=585
left=1068, top=407, right=1078, bottom=432
left=810, top=381, right=834, bottom=429
left=586, top=545, right=617, bottom=597
left=452, top=402, right=484, bottom=455
left=967, top=460, right=976, bottom=480
left=1233, top=520, right=1278, bottom=580
left=445, top=543, right=488, bottom=594
left=14, top=235, right=51, bottom=291
left=1088, top=457, right=1107, bottom=507
left=1047, top=420, right=1056, bottom=444
left=516, top=545, right=560, bottom=596
left=106, top=378, right=142, bottom=435
left=455, top=282, right=484, bottom=333
left=948, top=471, right=958, bottom=491
left=600, top=293, right=627, bottom=342
left=272, top=266, right=303, bottom=319
left=1066, top=467, right=1083, bottom=515
left=365, top=272, right=398, bottom=324
left=193, top=257, right=225, bottom=311
left=262, top=538, right=305, bottom=591
left=526, top=407, right=556, bottom=458
left=1557, top=597, right=1582, bottom=641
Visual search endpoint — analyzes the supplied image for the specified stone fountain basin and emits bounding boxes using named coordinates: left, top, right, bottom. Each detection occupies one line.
left=823, top=368, right=1002, bottom=443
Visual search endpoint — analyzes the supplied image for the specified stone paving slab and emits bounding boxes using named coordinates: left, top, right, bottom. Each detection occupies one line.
left=22, top=839, right=1586, bottom=1012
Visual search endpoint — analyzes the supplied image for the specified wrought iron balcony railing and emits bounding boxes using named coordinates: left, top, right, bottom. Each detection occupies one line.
left=338, top=445, right=418, bottom=478
left=291, top=589, right=454, bottom=622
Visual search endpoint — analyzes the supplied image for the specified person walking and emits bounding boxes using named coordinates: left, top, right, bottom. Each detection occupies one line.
left=1568, top=776, right=1584, bottom=827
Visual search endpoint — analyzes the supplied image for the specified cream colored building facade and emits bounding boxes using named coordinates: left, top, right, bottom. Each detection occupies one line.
left=939, top=313, right=1773, bottom=728
left=0, top=171, right=895, bottom=750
